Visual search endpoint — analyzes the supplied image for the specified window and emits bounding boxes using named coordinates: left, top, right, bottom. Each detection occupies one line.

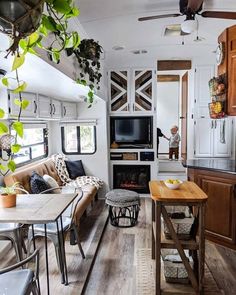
left=11, top=124, right=48, bottom=165
left=61, top=124, right=96, bottom=154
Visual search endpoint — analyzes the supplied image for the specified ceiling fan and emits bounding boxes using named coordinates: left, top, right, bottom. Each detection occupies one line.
left=138, top=0, right=236, bottom=33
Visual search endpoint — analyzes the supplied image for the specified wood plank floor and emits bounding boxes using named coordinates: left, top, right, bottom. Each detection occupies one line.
left=1, top=197, right=236, bottom=295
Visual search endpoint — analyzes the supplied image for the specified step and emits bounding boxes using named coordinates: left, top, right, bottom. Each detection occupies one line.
left=158, top=159, right=186, bottom=173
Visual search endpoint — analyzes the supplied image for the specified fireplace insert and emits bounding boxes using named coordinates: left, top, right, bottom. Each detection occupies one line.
left=113, top=165, right=150, bottom=193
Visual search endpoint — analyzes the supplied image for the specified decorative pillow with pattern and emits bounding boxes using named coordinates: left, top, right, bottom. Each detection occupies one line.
left=30, top=171, right=51, bottom=194
left=51, top=154, right=71, bottom=185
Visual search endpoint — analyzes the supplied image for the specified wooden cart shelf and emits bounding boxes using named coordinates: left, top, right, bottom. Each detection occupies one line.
left=149, top=180, right=208, bottom=295
left=152, top=223, right=199, bottom=250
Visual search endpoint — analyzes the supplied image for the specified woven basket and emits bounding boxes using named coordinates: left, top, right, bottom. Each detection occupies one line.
left=161, top=249, right=194, bottom=283
left=163, top=216, right=194, bottom=240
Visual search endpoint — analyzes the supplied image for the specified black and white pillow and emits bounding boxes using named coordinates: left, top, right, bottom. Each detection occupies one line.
left=51, top=154, right=71, bottom=185
left=30, top=171, right=50, bottom=194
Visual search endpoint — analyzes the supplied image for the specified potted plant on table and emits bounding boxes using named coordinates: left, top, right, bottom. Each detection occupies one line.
left=0, top=183, right=19, bottom=208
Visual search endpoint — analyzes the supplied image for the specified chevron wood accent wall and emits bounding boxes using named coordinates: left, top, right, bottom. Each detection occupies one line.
left=110, top=71, right=129, bottom=112
left=134, top=70, right=153, bottom=111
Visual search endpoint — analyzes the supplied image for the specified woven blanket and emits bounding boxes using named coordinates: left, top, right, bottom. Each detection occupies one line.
left=67, top=176, right=103, bottom=190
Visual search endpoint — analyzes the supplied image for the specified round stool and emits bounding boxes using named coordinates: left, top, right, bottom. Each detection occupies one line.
left=105, top=189, right=140, bottom=227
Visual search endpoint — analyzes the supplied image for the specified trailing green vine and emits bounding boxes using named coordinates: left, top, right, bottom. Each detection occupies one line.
left=0, top=0, right=81, bottom=175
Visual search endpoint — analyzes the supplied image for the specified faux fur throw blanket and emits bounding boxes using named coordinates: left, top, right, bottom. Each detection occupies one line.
left=66, top=176, right=103, bottom=190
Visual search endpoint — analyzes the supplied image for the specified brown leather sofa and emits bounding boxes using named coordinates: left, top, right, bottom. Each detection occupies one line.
left=4, top=158, right=98, bottom=225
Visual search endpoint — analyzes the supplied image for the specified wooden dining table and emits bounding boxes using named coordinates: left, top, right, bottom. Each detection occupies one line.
left=0, top=193, right=79, bottom=295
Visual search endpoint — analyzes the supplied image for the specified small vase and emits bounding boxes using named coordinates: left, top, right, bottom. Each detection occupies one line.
left=0, top=194, right=16, bottom=208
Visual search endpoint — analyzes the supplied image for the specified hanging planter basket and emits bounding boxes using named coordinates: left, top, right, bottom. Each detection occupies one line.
left=77, top=39, right=103, bottom=61
left=0, top=0, right=45, bottom=54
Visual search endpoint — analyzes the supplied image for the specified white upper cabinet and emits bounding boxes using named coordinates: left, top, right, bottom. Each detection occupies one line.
left=51, top=99, right=61, bottom=119
left=195, top=119, right=213, bottom=157
left=9, top=91, right=38, bottom=118
left=38, top=95, right=52, bottom=118
left=62, top=102, right=77, bottom=119
left=195, top=65, right=215, bottom=118
left=213, top=118, right=233, bottom=157
left=38, top=95, right=62, bottom=119
left=195, top=118, right=232, bottom=158
left=108, top=69, right=155, bottom=113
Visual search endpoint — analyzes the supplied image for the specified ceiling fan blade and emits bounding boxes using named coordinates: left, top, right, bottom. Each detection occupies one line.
left=187, top=0, right=204, bottom=12
left=201, top=11, right=236, bottom=19
left=138, top=13, right=181, bottom=22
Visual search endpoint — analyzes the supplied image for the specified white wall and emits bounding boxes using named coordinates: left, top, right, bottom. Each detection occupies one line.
left=49, top=100, right=109, bottom=197
left=105, top=53, right=220, bottom=160
left=156, top=81, right=179, bottom=154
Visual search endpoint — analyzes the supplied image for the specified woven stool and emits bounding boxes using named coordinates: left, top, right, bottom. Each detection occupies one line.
left=105, top=189, right=140, bottom=227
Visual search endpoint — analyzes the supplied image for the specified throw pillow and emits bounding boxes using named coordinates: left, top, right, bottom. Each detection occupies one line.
left=43, top=174, right=61, bottom=193
left=51, top=154, right=71, bottom=184
left=65, top=160, right=85, bottom=180
left=30, top=171, right=50, bottom=194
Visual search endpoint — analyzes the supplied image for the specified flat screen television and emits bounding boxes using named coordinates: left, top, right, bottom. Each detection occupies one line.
left=110, top=116, right=153, bottom=148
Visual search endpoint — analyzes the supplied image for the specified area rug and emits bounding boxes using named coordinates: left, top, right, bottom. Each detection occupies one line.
left=136, top=248, right=224, bottom=295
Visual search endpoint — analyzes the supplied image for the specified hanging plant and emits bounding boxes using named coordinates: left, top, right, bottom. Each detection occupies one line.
left=66, top=39, right=103, bottom=106
left=0, top=0, right=81, bottom=175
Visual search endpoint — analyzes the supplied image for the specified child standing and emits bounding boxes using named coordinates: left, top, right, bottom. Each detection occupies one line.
left=168, top=125, right=181, bottom=160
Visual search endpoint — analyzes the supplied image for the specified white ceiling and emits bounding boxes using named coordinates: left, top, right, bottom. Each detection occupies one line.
left=77, top=0, right=236, bottom=63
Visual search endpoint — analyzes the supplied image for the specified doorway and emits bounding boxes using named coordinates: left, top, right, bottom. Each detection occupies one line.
left=156, top=75, right=180, bottom=156
left=156, top=71, right=189, bottom=161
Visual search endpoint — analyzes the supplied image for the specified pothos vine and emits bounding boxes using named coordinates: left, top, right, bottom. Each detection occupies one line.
left=0, top=0, right=102, bottom=175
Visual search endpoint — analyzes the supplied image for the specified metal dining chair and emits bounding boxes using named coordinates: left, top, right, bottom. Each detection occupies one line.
left=0, top=187, right=29, bottom=261
left=27, top=187, right=85, bottom=285
left=0, top=249, right=40, bottom=295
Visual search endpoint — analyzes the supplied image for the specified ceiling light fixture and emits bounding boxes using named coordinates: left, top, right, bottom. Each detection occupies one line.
left=181, top=18, right=198, bottom=34
left=112, top=45, right=125, bottom=51
left=132, top=49, right=148, bottom=55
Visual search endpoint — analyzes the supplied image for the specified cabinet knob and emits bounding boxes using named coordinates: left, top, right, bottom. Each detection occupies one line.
left=180, top=116, right=185, bottom=119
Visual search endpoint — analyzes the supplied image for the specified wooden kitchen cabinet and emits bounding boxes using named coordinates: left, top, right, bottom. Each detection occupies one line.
left=228, top=50, right=236, bottom=115
left=218, top=25, right=236, bottom=115
left=188, top=168, right=236, bottom=249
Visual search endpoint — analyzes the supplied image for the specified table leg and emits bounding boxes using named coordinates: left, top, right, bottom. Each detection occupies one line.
left=155, top=202, right=161, bottom=295
left=56, top=219, right=65, bottom=284
left=31, top=224, right=36, bottom=250
left=60, top=216, right=68, bottom=285
left=31, top=224, right=41, bottom=294
left=152, top=199, right=155, bottom=260
left=44, top=224, right=50, bottom=295
left=198, top=204, right=205, bottom=294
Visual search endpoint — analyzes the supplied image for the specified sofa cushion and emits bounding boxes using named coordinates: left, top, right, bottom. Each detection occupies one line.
left=65, top=160, right=85, bottom=179
left=4, top=159, right=62, bottom=193
left=43, top=174, right=61, bottom=193
left=30, top=171, right=50, bottom=194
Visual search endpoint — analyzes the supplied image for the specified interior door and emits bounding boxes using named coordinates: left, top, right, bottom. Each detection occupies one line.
left=181, top=72, right=188, bottom=159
